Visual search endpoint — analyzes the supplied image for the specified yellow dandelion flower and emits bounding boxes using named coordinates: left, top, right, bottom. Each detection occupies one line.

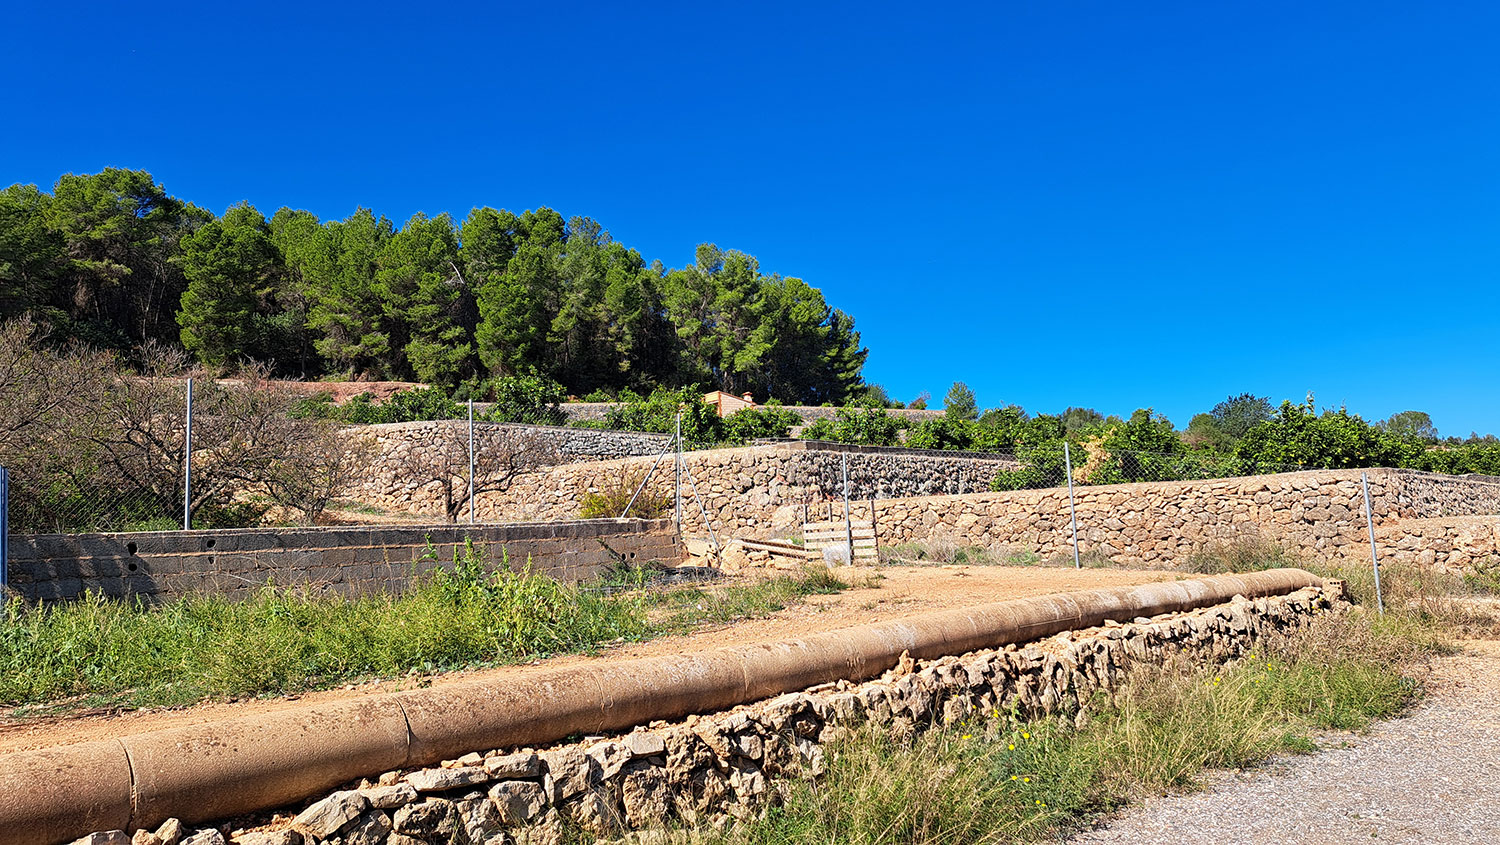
left=1023, top=777, right=1030, bottom=783
left=1008, top=743, right=1016, bottom=750
left=1022, top=732, right=1031, bottom=739
left=1011, top=775, right=1019, bottom=781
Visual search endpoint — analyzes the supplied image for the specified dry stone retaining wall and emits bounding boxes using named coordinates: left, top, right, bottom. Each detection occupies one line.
left=108, top=585, right=1331, bottom=845
left=470, top=445, right=1019, bottom=533
left=846, top=469, right=1500, bottom=571
left=555, top=403, right=945, bottom=425
left=1375, top=515, right=1500, bottom=572
left=344, top=422, right=673, bottom=515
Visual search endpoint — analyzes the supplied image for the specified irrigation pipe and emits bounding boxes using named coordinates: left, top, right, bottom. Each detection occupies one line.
left=0, top=569, right=1322, bottom=845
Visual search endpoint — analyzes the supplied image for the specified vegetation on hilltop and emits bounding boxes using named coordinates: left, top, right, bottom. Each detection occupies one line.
left=0, top=169, right=868, bottom=404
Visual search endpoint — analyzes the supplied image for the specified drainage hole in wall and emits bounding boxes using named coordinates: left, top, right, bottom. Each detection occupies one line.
left=127, top=562, right=138, bottom=572
left=206, top=538, right=216, bottom=549
left=127, top=542, right=138, bottom=555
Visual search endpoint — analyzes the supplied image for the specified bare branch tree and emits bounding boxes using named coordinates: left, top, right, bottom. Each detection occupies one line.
left=385, top=423, right=560, bottom=523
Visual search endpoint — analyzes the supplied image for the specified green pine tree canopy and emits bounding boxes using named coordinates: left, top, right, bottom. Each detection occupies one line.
left=0, top=169, right=869, bottom=404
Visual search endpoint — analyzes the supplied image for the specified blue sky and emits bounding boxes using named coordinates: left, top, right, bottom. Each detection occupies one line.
left=5, top=1, right=1498, bottom=435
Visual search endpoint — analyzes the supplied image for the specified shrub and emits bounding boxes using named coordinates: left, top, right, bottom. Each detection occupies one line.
left=801, top=406, right=903, bottom=447
left=905, top=417, right=975, bottom=451
left=603, top=387, right=725, bottom=444
left=580, top=470, right=672, bottom=519
left=481, top=375, right=567, bottom=425
left=722, top=406, right=802, bottom=442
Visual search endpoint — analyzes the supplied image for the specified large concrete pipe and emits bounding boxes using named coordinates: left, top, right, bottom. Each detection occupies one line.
left=0, top=569, right=1320, bottom=845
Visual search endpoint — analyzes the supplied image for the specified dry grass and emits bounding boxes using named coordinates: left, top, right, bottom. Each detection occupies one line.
left=686, top=609, right=1430, bottom=845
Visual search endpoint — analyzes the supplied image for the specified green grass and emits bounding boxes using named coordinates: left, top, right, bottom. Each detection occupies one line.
left=0, top=550, right=852, bottom=713
left=702, top=610, right=1425, bottom=845
left=648, top=568, right=851, bottom=631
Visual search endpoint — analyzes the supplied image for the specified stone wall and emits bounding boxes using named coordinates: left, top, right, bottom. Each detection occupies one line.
left=470, top=444, right=1021, bottom=534
left=556, top=402, right=946, bottom=425
left=1375, top=516, right=1500, bottom=572
left=851, top=468, right=1500, bottom=571
left=344, top=422, right=673, bottom=514
left=6, top=520, right=681, bottom=603
left=129, top=585, right=1330, bottom=845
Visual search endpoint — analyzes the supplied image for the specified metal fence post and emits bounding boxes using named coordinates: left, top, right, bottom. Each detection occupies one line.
left=183, top=377, right=193, bottom=530
left=467, top=399, right=476, bottom=526
left=1361, top=471, right=1385, bottom=614
left=1, top=466, right=9, bottom=598
left=841, top=453, right=853, bottom=562
left=674, top=411, right=683, bottom=530
left=1064, top=442, right=1081, bottom=569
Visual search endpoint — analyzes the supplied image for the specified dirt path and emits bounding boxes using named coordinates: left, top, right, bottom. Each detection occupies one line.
left=0, top=564, right=1175, bottom=755
left=1068, top=639, right=1500, bottom=844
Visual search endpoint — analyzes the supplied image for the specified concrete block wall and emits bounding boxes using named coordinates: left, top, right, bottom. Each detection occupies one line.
left=5, top=519, right=682, bottom=603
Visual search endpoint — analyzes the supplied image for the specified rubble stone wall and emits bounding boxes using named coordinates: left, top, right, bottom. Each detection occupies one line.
left=847, top=469, right=1500, bottom=570
left=343, top=422, right=672, bottom=507
left=467, top=445, right=1020, bottom=533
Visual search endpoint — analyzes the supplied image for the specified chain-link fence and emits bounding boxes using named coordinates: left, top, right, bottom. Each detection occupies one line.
left=4, top=375, right=372, bottom=535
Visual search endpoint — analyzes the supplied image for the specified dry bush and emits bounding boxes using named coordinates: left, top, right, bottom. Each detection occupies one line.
left=1181, top=534, right=1305, bottom=575
left=580, top=469, right=673, bottom=519
left=0, top=323, right=371, bottom=530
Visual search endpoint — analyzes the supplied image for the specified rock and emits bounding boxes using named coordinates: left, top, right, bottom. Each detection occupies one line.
left=180, top=831, right=226, bottom=845
left=156, top=820, right=186, bottom=845
left=484, top=752, right=540, bottom=778
left=620, top=762, right=671, bottom=829
left=132, top=831, right=163, bottom=845
left=540, top=746, right=594, bottom=803
left=291, top=791, right=369, bottom=838
left=229, top=832, right=298, bottom=845
left=622, top=731, right=666, bottom=759
left=72, top=833, right=129, bottom=845
left=564, top=787, right=622, bottom=838
left=392, top=799, right=459, bottom=840
left=586, top=739, right=631, bottom=780
left=406, top=766, right=490, bottom=792
left=358, top=782, right=417, bottom=810
left=455, top=795, right=504, bottom=843
left=490, top=780, right=547, bottom=825
left=338, top=811, right=390, bottom=845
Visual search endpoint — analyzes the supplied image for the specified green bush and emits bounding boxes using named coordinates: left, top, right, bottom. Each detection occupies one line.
left=723, top=406, right=802, bottom=442
left=905, top=417, right=975, bottom=451
left=603, top=387, right=725, bottom=444
left=334, top=387, right=464, bottom=423
left=481, top=375, right=566, bottom=425
left=801, top=406, right=903, bottom=446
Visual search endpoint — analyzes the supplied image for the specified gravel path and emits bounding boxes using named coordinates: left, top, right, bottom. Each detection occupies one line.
left=1068, top=640, right=1500, bottom=844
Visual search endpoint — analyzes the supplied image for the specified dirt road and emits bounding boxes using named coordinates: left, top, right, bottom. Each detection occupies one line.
left=0, top=564, right=1175, bottom=754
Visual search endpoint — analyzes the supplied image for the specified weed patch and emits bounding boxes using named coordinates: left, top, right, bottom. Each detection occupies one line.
left=703, top=611, right=1426, bottom=845
left=0, top=550, right=849, bottom=713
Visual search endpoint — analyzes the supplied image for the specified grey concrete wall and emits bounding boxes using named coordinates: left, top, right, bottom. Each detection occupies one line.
left=5, top=519, right=682, bottom=603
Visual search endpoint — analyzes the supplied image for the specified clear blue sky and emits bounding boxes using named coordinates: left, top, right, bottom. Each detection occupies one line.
left=5, top=1, right=1498, bottom=435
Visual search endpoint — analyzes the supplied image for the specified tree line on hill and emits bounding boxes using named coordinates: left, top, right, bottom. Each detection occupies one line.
left=0, top=169, right=868, bottom=404
left=823, top=386, right=1500, bottom=486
